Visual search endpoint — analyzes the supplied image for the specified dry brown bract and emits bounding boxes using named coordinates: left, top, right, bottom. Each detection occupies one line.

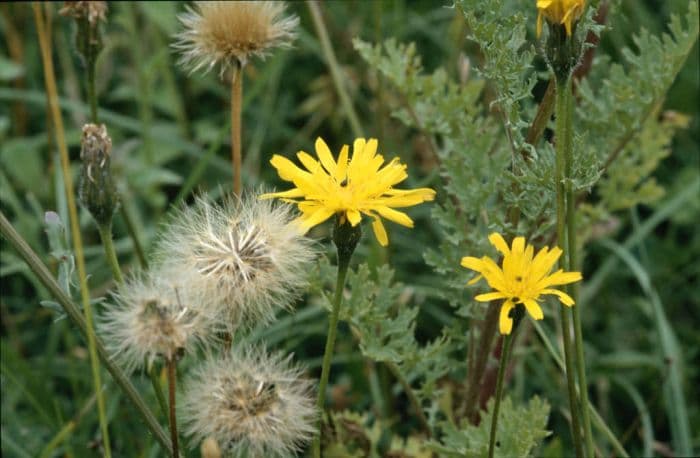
left=59, top=1, right=107, bottom=25
left=174, top=1, right=298, bottom=77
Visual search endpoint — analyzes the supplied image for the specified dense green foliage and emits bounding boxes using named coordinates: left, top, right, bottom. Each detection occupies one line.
left=1, top=1, right=698, bottom=457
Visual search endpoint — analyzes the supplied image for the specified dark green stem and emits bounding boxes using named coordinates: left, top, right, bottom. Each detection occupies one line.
left=312, top=218, right=361, bottom=458
left=488, top=333, right=513, bottom=458
left=564, top=81, right=595, bottom=456
left=97, top=223, right=123, bottom=284
left=167, top=358, right=179, bottom=458
left=555, top=75, right=584, bottom=458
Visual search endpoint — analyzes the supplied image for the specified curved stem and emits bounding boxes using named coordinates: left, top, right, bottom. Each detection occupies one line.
left=555, top=75, right=584, bottom=458
left=32, top=5, right=111, bottom=456
left=488, top=333, right=512, bottom=458
left=231, top=67, right=243, bottom=195
left=98, top=224, right=124, bottom=284
left=167, top=358, right=179, bottom=458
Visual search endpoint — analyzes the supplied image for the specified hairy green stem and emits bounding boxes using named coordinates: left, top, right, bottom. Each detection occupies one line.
left=32, top=5, right=111, bottom=455
left=98, top=224, right=124, bottom=284
left=312, top=261, right=350, bottom=458
left=488, top=333, right=512, bottom=458
left=231, top=67, right=243, bottom=195
left=148, top=361, right=168, bottom=420
left=555, top=75, right=584, bottom=458
left=307, top=1, right=363, bottom=138
left=0, top=211, right=173, bottom=455
left=167, top=358, right=179, bottom=458
left=565, top=82, right=595, bottom=456
left=387, top=361, right=432, bottom=438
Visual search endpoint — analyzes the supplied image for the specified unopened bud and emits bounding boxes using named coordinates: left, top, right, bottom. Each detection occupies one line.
left=60, top=1, right=107, bottom=67
left=79, top=123, right=118, bottom=227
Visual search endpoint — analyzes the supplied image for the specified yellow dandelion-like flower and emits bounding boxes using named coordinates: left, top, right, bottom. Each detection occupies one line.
left=461, top=233, right=582, bottom=335
left=181, top=347, right=316, bottom=457
left=261, top=137, right=436, bottom=246
left=536, top=0, right=586, bottom=37
left=174, top=1, right=298, bottom=76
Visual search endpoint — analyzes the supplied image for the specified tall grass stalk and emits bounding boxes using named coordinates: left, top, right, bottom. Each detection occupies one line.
left=32, top=5, right=111, bottom=455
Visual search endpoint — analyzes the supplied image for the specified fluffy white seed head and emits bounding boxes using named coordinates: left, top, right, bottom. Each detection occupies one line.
left=99, top=271, right=216, bottom=373
left=181, top=347, right=316, bottom=457
left=154, top=192, right=316, bottom=331
left=173, top=1, right=298, bottom=77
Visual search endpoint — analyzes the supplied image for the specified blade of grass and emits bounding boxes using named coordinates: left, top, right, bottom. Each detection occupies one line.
left=613, top=377, right=654, bottom=457
left=531, top=320, right=630, bottom=457
left=598, top=238, right=691, bottom=456
left=581, top=177, right=699, bottom=305
left=0, top=211, right=173, bottom=455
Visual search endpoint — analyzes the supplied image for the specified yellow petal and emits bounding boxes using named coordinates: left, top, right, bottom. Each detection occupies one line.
left=537, top=12, right=543, bottom=38
left=475, top=292, right=508, bottom=302
left=347, top=209, right=362, bottom=226
left=315, top=137, right=337, bottom=176
left=373, top=206, right=414, bottom=227
left=467, top=274, right=483, bottom=286
left=297, top=151, right=323, bottom=174
left=461, top=256, right=484, bottom=272
left=259, top=188, right=304, bottom=200
left=336, top=145, right=349, bottom=181
left=299, top=207, right=334, bottom=231
left=536, top=269, right=582, bottom=289
left=488, top=232, right=510, bottom=256
left=511, top=236, right=526, bottom=255
left=542, top=288, right=575, bottom=306
left=499, top=301, right=515, bottom=335
left=523, top=299, right=544, bottom=320
left=270, top=154, right=306, bottom=182
left=371, top=217, right=388, bottom=246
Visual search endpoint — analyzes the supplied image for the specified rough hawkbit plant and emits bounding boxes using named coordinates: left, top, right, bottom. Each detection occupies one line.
left=2, top=1, right=698, bottom=457
left=154, top=193, right=316, bottom=332
left=263, top=136, right=435, bottom=456
left=180, top=346, right=316, bottom=457
left=174, top=1, right=299, bottom=195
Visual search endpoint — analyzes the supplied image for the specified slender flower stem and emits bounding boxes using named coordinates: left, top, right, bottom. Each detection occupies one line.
left=312, top=261, right=350, bottom=458
left=148, top=362, right=168, bottom=419
left=307, top=1, right=363, bottom=138
left=0, top=211, right=173, bottom=455
left=167, top=358, right=179, bottom=458
left=98, top=224, right=124, bottom=284
left=119, top=204, right=148, bottom=269
left=488, top=333, right=513, bottom=458
left=231, top=67, right=243, bottom=195
left=32, top=5, right=111, bottom=456
left=564, top=80, right=595, bottom=456
left=555, top=75, right=584, bottom=458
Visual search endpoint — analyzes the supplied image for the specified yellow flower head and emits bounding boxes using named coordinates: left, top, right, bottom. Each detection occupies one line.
left=261, top=137, right=436, bottom=246
left=536, top=0, right=586, bottom=38
left=461, top=233, right=582, bottom=335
